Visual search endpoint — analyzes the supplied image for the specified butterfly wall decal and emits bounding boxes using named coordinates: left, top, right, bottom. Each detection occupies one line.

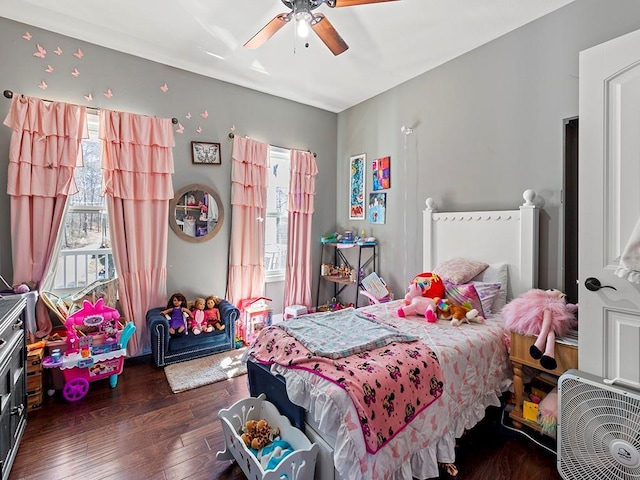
left=22, top=32, right=32, bottom=41
left=54, top=47, right=62, bottom=55
left=73, top=48, right=84, bottom=59
left=175, top=123, right=184, bottom=134
left=33, top=44, right=46, bottom=58
left=160, top=83, right=169, bottom=93
left=200, top=110, right=208, bottom=119
left=45, top=65, right=54, bottom=73
left=185, top=112, right=192, bottom=119
left=84, top=93, right=93, bottom=101
left=38, top=80, right=48, bottom=90
left=103, top=88, right=113, bottom=99
left=196, top=126, right=202, bottom=133
left=71, top=68, right=80, bottom=77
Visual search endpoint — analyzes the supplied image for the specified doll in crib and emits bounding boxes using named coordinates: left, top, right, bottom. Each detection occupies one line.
left=204, top=295, right=224, bottom=331
left=161, top=292, right=191, bottom=335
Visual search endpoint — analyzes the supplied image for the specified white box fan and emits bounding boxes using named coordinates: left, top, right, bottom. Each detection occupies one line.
left=558, top=369, right=640, bottom=480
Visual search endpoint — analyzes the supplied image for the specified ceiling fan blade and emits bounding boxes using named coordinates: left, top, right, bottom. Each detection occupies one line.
left=244, top=14, right=289, bottom=49
left=333, top=0, right=399, bottom=7
left=311, top=14, right=348, bottom=56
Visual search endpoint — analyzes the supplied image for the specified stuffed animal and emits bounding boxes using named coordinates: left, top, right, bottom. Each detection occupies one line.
left=434, top=297, right=484, bottom=326
left=411, top=272, right=445, bottom=299
left=502, top=289, right=578, bottom=370
left=241, top=419, right=280, bottom=450
left=397, top=282, right=437, bottom=321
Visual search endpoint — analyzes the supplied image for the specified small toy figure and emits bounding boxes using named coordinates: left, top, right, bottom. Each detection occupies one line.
left=204, top=295, right=224, bottom=331
left=161, top=292, right=191, bottom=335
left=190, top=298, right=207, bottom=335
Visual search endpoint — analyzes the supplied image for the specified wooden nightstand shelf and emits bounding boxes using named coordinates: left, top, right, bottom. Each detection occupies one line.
left=509, top=331, right=578, bottom=432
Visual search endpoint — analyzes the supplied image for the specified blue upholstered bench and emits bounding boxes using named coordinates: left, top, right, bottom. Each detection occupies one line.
left=147, top=299, right=239, bottom=367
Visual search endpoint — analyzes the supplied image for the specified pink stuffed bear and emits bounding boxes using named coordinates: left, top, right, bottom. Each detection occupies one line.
left=397, top=282, right=437, bottom=322
left=502, top=289, right=578, bottom=370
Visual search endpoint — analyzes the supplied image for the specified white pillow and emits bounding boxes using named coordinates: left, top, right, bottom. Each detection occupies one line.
left=472, top=263, right=508, bottom=313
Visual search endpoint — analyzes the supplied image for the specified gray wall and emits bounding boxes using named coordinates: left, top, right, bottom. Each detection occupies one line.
left=335, top=0, right=640, bottom=300
left=0, top=17, right=338, bottom=314
left=3, top=0, right=640, bottom=313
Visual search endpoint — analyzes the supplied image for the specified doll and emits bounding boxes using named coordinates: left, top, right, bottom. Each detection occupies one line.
left=161, top=292, right=191, bottom=335
left=502, top=289, right=578, bottom=370
left=204, top=295, right=224, bottom=331
left=190, top=297, right=207, bottom=335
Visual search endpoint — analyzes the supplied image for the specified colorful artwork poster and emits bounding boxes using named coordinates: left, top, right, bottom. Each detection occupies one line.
left=372, top=156, right=390, bottom=191
left=349, top=154, right=366, bottom=220
left=368, top=193, right=386, bottom=225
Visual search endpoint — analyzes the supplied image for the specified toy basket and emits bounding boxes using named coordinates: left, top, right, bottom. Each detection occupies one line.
left=216, top=393, right=318, bottom=480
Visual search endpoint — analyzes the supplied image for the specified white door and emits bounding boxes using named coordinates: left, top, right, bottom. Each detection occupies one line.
left=579, top=28, right=640, bottom=387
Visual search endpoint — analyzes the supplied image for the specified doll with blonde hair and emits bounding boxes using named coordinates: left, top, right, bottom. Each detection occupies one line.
left=190, top=297, right=207, bottom=335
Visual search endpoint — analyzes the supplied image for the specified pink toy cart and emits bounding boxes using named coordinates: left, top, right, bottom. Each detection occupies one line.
left=42, top=299, right=136, bottom=402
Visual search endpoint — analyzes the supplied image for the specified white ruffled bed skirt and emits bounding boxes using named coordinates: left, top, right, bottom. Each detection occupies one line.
left=272, top=363, right=510, bottom=480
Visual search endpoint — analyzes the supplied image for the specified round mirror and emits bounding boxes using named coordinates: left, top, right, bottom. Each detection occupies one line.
left=169, top=184, right=224, bottom=243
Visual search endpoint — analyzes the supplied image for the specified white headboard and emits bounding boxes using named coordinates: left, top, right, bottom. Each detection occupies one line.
left=423, top=190, right=539, bottom=301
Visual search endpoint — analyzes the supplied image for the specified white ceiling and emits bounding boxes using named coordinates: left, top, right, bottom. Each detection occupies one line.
left=1, top=0, right=575, bottom=113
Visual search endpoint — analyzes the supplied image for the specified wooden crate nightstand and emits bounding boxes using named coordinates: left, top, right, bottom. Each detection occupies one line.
left=509, top=331, right=577, bottom=431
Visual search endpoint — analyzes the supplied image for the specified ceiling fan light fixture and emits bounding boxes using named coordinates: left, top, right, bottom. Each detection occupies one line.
left=295, top=12, right=312, bottom=37
left=245, top=0, right=399, bottom=54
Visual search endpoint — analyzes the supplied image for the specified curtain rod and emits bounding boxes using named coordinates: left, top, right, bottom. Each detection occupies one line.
left=3, top=89, right=179, bottom=125
left=227, top=131, right=316, bottom=158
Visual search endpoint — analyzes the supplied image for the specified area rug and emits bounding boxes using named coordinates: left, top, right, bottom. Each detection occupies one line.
left=164, top=348, right=247, bottom=393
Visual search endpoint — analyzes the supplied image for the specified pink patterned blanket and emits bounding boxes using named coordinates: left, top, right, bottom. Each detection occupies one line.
left=248, top=325, right=444, bottom=454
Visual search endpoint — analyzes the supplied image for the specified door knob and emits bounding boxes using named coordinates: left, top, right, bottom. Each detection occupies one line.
left=584, top=277, right=617, bottom=292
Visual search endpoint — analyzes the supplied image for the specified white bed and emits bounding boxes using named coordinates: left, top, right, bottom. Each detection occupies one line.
left=246, top=190, right=540, bottom=480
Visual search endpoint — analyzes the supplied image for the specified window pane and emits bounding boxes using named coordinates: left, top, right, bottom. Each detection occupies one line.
left=49, top=112, right=115, bottom=291
left=265, top=147, right=289, bottom=278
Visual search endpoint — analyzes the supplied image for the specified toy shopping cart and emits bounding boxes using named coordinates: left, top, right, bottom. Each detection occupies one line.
left=42, top=298, right=136, bottom=402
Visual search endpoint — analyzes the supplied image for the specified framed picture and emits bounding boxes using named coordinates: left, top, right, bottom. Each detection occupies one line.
left=191, top=141, right=221, bottom=165
left=372, top=156, right=390, bottom=191
left=368, top=192, right=386, bottom=225
left=349, top=153, right=366, bottom=220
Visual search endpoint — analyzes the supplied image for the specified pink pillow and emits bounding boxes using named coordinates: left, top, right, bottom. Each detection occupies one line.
left=434, top=258, right=489, bottom=284
left=444, top=281, right=501, bottom=318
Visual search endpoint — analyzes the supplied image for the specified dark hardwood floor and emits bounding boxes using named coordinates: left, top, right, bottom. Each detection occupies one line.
left=9, top=356, right=561, bottom=480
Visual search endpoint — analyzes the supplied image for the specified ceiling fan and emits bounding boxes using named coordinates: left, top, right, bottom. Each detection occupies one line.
left=244, top=0, right=399, bottom=56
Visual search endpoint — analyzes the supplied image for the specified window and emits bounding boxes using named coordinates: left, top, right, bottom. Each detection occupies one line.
left=49, top=111, right=115, bottom=293
left=264, top=146, right=289, bottom=281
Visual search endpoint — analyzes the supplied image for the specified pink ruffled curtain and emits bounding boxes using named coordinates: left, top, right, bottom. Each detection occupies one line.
left=100, top=110, right=174, bottom=357
left=283, top=150, right=317, bottom=310
left=227, top=136, right=269, bottom=306
left=3, top=95, right=87, bottom=338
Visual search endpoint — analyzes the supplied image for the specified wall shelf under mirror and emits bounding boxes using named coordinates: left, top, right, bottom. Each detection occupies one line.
left=169, top=184, right=224, bottom=243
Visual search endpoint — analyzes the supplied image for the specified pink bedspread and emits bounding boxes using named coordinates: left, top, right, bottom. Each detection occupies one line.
left=248, top=324, right=444, bottom=454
